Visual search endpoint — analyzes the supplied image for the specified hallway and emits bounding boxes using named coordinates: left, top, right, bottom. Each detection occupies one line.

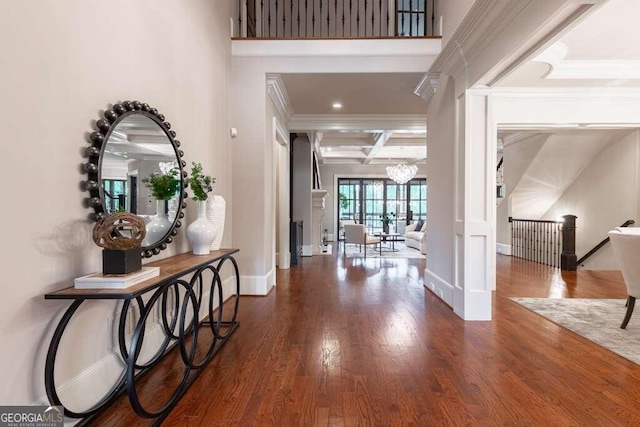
left=96, top=251, right=640, bottom=426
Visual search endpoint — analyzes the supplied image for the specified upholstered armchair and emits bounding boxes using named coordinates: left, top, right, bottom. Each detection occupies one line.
left=608, top=227, right=640, bottom=328
left=343, top=224, right=380, bottom=258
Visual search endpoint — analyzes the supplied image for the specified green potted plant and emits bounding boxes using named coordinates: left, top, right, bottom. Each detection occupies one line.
left=143, top=167, right=181, bottom=201
left=142, top=165, right=180, bottom=247
left=380, top=212, right=395, bottom=234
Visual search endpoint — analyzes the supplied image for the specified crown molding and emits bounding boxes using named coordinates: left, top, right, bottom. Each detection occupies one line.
left=492, top=87, right=640, bottom=101
left=414, top=73, right=440, bottom=103
left=429, top=0, right=531, bottom=77
left=266, top=74, right=293, bottom=122
left=287, top=114, right=427, bottom=132
left=544, top=60, right=640, bottom=80
left=429, top=0, right=602, bottom=86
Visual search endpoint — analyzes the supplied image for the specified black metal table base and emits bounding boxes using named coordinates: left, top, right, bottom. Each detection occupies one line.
left=44, top=252, right=240, bottom=425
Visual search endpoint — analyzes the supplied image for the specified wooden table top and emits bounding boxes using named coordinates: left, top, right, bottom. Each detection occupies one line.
left=45, top=249, right=239, bottom=300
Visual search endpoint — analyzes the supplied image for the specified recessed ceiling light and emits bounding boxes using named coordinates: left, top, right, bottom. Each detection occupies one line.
left=332, top=102, right=342, bottom=109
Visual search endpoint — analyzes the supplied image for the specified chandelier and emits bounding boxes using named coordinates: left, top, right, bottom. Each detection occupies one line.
left=386, top=162, right=418, bottom=184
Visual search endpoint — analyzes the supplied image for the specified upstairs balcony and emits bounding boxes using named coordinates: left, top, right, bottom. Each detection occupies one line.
left=233, top=0, right=440, bottom=39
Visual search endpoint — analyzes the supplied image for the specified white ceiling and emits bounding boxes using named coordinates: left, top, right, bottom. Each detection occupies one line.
left=280, top=73, right=427, bottom=165
left=497, top=0, right=640, bottom=88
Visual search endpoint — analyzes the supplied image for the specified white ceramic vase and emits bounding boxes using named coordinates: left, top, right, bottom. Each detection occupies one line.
left=143, top=199, right=172, bottom=247
left=187, top=200, right=217, bottom=255
left=206, top=195, right=226, bottom=250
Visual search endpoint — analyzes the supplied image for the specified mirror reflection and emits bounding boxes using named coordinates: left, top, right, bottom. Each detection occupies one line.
left=100, top=115, right=181, bottom=247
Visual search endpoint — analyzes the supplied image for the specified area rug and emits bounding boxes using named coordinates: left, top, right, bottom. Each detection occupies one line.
left=511, top=298, right=640, bottom=365
left=343, top=242, right=425, bottom=259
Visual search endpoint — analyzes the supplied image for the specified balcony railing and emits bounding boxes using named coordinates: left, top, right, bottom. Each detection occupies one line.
left=234, top=0, right=438, bottom=39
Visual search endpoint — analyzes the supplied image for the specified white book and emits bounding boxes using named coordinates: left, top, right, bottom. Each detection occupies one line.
left=74, top=267, right=160, bottom=290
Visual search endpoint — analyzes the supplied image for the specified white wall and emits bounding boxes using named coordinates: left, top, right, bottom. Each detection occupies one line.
left=510, top=131, right=615, bottom=221
left=0, top=0, right=231, bottom=408
left=543, top=130, right=640, bottom=270
left=319, top=163, right=427, bottom=239
left=496, top=134, right=548, bottom=247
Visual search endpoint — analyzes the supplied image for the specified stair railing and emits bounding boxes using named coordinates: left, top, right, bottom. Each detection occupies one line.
left=510, top=216, right=564, bottom=268
left=234, top=0, right=438, bottom=39
left=576, top=220, right=635, bottom=267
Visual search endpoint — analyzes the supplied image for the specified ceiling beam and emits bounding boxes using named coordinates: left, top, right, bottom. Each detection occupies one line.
left=363, top=132, right=391, bottom=164
left=288, top=114, right=426, bottom=132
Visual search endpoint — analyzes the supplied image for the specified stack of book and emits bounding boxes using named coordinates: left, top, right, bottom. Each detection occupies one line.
left=74, top=267, right=160, bottom=289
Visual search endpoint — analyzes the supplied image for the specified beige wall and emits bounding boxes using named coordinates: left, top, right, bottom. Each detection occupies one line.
left=425, top=74, right=456, bottom=287
left=437, top=0, right=476, bottom=45
left=0, top=0, right=231, bottom=406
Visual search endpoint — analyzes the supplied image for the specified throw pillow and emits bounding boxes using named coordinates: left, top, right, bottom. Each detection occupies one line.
left=413, top=220, right=424, bottom=232
left=420, top=221, right=427, bottom=232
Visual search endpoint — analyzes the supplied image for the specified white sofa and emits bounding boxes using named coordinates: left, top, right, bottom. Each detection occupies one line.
left=405, top=222, right=426, bottom=254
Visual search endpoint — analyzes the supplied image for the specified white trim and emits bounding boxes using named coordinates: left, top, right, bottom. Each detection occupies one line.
left=496, top=243, right=512, bottom=256
left=414, top=73, right=440, bottom=103
left=232, top=38, right=441, bottom=58
left=266, top=74, right=294, bottom=122
left=492, top=86, right=640, bottom=100
left=429, top=0, right=601, bottom=87
left=301, top=245, right=313, bottom=257
left=545, top=60, right=640, bottom=80
left=288, top=114, right=426, bottom=132
left=430, top=0, right=530, bottom=77
left=278, top=252, right=291, bottom=269
left=241, top=271, right=275, bottom=295
left=424, top=268, right=454, bottom=307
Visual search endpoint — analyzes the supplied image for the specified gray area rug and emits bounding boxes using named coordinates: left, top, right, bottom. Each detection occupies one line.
left=344, top=241, right=425, bottom=259
left=511, top=298, right=640, bottom=365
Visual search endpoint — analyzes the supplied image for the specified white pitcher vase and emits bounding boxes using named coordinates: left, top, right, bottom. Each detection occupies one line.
left=187, top=200, right=217, bottom=255
left=143, top=199, right=172, bottom=247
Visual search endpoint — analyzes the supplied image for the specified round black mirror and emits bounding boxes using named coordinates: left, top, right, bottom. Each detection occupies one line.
left=82, top=101, right=187, bottom=258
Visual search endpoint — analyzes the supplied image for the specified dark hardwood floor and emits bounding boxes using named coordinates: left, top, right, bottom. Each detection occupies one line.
left=91, top=249, right=640, bottom=426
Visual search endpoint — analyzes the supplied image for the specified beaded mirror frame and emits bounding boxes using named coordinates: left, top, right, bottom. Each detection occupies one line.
left=81, top=101, right=188, bottom=258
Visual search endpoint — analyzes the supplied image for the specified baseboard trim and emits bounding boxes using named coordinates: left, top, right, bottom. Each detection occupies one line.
left=496, top=243, right=512, bottom=256
left=424, top=268, right=454, bottom=307
left=240, top=270, right=275, bottom=295
left=301, top=245, right=313, bottom=257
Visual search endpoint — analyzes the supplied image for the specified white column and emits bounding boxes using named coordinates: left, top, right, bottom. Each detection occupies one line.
left=453, top=88, right=495, bottom=320
left=311, top=190, right=328, bottom=255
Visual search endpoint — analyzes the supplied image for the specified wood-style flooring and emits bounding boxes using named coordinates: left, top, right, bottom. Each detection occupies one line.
left=91, top=249, right=640, bottom=426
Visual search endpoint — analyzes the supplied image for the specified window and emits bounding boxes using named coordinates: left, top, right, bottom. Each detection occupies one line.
left=337, top=177, right=427, bottom=239
left=103, top=179, right=128, bottom=214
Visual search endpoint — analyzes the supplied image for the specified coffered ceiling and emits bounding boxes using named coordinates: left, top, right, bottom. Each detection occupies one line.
left=278, top=73, right=427, bottom=165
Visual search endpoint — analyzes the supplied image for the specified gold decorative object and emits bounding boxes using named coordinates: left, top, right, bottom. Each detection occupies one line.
left=92, top=212, right=146, bottom=250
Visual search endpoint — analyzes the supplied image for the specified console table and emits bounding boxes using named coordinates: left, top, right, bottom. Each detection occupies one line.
left=44, top=249, right=240, bottom=426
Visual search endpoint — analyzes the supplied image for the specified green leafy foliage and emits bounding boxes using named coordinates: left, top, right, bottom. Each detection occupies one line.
left=188, top=162, right=216, bottom=201
left=339, top=192, right=349, bottom=210
left=143, top=167, right=180, bottom=201
left=380, top=212, right=395, bottom=225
